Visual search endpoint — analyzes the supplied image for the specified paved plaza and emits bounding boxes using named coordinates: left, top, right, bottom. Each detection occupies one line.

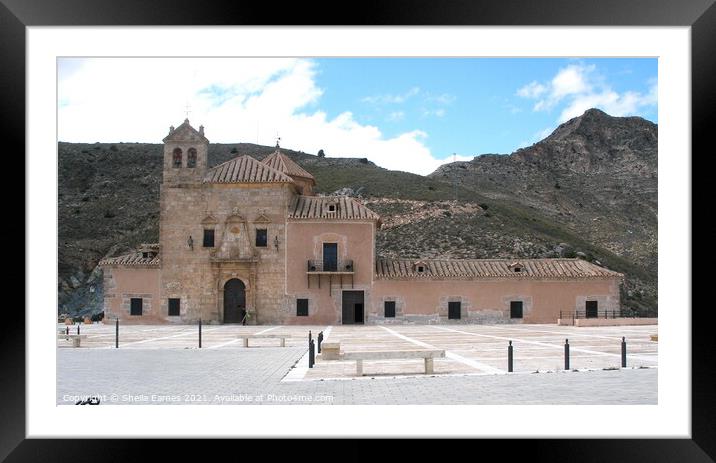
left=57, top=323, right=658, bottom=405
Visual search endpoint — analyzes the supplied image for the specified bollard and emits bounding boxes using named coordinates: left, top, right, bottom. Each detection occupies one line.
left=309, top=339, right=315, bottom=368
left=115, top=318, right=119, bottom=348
left=564, top=339, right=570, bottom=370
left=309, top=330, right=312, bottom=343
left=77, top=324, right=80, bottom=335
left=508, top=340, right=513, bottom=373
left=621, top=336, right=627, bottom=368
left=66, top=326, right=69, bottom=336
left=318, top=331, right=323, bottom=353
left=199, top=318, right=202, bottom=349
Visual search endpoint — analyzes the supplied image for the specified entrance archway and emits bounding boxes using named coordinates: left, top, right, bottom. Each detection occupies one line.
left=224, top=278, right=246, bottom=324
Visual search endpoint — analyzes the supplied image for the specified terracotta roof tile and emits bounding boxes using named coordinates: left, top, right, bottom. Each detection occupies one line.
left=375, top=258, right=623, bottom=280
left=288, top=195, right=381, bottom=223
left=262, top=150, right=315, bottom=182
left=204, top=155, right=294, bottom=184
left=99, top=245, right=160, bottom=268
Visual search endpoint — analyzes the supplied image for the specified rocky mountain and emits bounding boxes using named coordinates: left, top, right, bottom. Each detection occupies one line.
left=57, top=108, right=657, bottom=317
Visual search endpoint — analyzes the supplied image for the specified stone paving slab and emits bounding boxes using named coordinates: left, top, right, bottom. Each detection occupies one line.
left=57, top=347, right=657, bottom=405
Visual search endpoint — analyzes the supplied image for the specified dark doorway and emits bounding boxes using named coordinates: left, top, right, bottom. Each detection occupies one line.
left=585, top=300, right=598, bottom=318
left=342, top=290, right=364, bottom=324
left=448, top=301, right=461, bottom=320
left=323, top=243, right=337, bottom=271
left=224, top=279, right=246, bottom=324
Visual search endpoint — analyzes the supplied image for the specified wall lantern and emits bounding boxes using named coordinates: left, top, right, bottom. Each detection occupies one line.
left=187, top=235, right=194, bottom=250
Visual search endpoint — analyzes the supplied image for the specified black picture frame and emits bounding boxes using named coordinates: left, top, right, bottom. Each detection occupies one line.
left=5, top=0, right=713, bottom=461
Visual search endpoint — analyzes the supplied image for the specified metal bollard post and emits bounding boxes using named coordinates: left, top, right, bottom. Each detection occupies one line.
left=318, top=331, right=323, bottom=353
left=508, top=340, right=513, bottom=373
left=66, top=326, right=69, bottom=336
left=309, top=339, right=315, bottom=368
left=621, top=336, right=627, bottom=368
left=199, top=318, right=202, bottom=348
left=77, top=324, right=80, bottom=335
left=308, top=330, right=312, bottom=343
left=564, top=339, right=570, bottom=370
left=115, top=318, right=119, bottom=348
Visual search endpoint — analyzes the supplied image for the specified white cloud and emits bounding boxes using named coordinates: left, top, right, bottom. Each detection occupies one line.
left=515, top=63, right=657, bottom=123
left=421, top=108, right=446, bottom=118
left=387, top=111, right=405, bottom=122
left=361, top=86, right=420, bottom=105
left=58, top=59, right=454, bottom=176
left=516, top=81, right=547, bottom=98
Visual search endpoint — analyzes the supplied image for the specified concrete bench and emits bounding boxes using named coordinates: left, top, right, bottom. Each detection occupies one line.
left=237, top=334, right=289, bottom=348
left=319, top=342, right=341, bottom=360
left=341, top=349, right=446, bottom=376
left=57, top=334, right=88, bottom=347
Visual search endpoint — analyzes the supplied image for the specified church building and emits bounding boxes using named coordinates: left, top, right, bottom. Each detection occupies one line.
left=99, top=120, right=623, bottom=325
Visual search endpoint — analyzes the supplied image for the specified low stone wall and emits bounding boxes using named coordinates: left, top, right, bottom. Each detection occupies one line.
left=574, top=318, right=657, bottom=327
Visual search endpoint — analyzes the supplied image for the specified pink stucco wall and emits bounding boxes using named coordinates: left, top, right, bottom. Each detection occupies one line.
left=102, top=267, right=162, bottom=324
left=284, top=220, right=374, bottom=324
left=370, top=277, right=621, bottom=324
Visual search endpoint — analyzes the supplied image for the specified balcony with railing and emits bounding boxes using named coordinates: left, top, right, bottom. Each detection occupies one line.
left=306, top=259, right=355, bottom=294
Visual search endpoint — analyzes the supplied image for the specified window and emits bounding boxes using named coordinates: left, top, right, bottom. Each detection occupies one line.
left=417, top=266, right=425, bottom=273
left=384, top=301, right=396, bottom=318
left=297, top=299, right=309, bottom=316
left=203, top=229, right=215, bottom=247
left=328, top=204, right=336, bottom=212
left=255, top=229, right=267, bottom=247
left=448, top=301, right=461, bottom=319
left=130, top=298, right=143, bottom=316
left=510, top=301, right=523, bottom=319
left=513, top=267, right=521, bottom=273
left=168, top=298, right=180, bottom=316
left=187, top=148, right=197, bottom=168
left=172, top=148, right=182, bottom=167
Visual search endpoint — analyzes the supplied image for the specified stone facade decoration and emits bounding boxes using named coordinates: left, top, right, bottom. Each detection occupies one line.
left=99, top=121, right=624, bottom=325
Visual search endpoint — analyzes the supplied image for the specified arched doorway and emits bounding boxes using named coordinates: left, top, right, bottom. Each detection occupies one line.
left=223, top=279, right=246, bottom=324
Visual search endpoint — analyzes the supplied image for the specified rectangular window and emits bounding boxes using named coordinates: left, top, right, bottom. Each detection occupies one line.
left=203, top=229, right=215, bottom=247
left=255, top=229, right=267, bottom=247
left=168, top=298, right=180, bottom=316
left=448, top=301, right=461, bottom=319
left=510, top=301, right=523, bottom=319
left=130, top=298, right=143, bottom=316
left=297, top=299, right=309, bottom=317
left=384, top=301, right=396, bottom=318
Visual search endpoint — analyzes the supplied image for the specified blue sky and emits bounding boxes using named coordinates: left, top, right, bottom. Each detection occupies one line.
left=58, top=57, right=657, bottom=175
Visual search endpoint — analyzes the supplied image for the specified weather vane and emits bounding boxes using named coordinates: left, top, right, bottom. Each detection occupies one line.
left=184, top=103, right=192, bottom=120
left=276, top=134, right=281, bottom=148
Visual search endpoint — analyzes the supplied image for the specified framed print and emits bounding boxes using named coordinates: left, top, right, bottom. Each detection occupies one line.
left=5, top=0, right=714, bottom=460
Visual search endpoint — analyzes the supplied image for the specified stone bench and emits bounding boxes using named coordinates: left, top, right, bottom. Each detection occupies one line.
left=341, top=349, right=446, bottom=376
left=57, top=334, right=88, bottom=347
left=237, top=334, right=290, bottom=348
left=319, top=342, right=342, bottom=360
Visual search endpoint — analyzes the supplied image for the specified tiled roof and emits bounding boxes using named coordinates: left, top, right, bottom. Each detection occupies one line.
left=204, top=155, right=294, bottom=184
left=288, top=195, right=381, bottom=223
left=375, top=258, right=623, bottom=280
left=262, top=150, right=315, bottom=182
left=99, top=247, right=160, bottom=268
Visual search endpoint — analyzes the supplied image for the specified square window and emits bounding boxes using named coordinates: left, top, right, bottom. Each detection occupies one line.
left=168, top=298, right=180, bottom=316
left=384, top=301, right=396, bottom=318
left=203, top=229, right=215, bottom=247
left=448, top=301, right=461, bottom=319
left=255, top=229, right=267, bottom=247
left=130, top=298, right=143, bottom=316
left=297, top=299, right=309, bottom=316
left=510, top=301, right=523, bottom=319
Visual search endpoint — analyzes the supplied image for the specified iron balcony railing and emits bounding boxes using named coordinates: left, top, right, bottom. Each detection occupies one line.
left=307, top=259, right=354, bottom=273
left=560, top=309, right=658, bottom=320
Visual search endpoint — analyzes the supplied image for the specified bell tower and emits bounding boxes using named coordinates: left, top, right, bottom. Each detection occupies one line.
left=162, top=119, right=209, bottom=185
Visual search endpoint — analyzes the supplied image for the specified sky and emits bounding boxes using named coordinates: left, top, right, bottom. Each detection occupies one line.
left=58, top=57, right=657, bottom=175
